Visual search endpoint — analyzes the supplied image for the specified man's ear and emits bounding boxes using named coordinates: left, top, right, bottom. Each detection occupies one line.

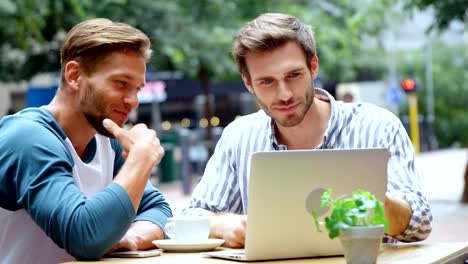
left=64, top=61, right=81, bottom=91
left=310, top=55, right=319, bottom=80
left=241, top=74, right=254, bottom=94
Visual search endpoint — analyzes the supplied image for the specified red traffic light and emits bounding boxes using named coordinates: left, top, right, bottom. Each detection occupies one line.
left=401, top=78, right=416, bottom=92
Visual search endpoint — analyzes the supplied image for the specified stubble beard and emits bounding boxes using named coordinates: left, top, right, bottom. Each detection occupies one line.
left=80, top=82, right=115, bottom=138
left=256, top=84, right=315, bottom=128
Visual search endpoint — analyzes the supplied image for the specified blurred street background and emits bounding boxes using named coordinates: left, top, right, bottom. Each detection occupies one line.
left=1, top=0, right=467, bottom=242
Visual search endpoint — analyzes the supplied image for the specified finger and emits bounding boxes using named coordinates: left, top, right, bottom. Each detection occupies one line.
left=102, top=119, right=124, bottom=139
left=115, top=238, right=137, bottom=251
left=235, top=216, right=247, bottom=244
left=228, top=226, right=246, bottom=248
left=154, top=146, right=165, bottom=165
left=152, top=137, right=162, bottom=151
left=126, top=239, right=138, bottom=251
left=241, top=215, right=247, bottom=227
left=103, top=119, right=134, bottom=152
left=106, top=242, right=123, bottom=254
left=147, top=129, right=156, bottom=139
left=237, top=226, right=246, bottom=242
left=227, top=233, right=244, bottom=248
left=224, top=236, right=238, bottom=248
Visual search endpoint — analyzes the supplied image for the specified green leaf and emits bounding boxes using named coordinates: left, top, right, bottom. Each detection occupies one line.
left=311, top=188, right=388, bottom=239
left=320, top=188, right=332, bottom=208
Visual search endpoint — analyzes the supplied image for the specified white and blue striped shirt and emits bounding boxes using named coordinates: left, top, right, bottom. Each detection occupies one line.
left=183, top=88, right=432, bottom=242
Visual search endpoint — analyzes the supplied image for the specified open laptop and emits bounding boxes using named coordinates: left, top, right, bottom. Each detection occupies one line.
left=202, top=148, right=388, bottom=261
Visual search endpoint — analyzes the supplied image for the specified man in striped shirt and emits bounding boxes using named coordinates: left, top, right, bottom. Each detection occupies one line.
left=182, top=13, right=432, bottom=247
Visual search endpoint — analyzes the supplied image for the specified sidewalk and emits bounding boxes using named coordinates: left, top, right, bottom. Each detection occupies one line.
left=415, top=148, right=468, bottom=242
left=416, top=148, right=467, bottom=201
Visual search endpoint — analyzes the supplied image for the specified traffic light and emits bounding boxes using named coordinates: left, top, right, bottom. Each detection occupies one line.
left=401, top=77, right=420, bottom=153
left=401, top=78, right=417, bottom=93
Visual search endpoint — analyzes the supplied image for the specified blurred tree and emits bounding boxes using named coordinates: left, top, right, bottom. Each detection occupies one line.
left=405, top=0, right=468, bottom=30
left=0, top=0, right=394, bottom=148
left=397, top=43, right=468, bottom=148
left=2, top=0, right=463, bottom=149
left=0, top=0, right=393, bottom=83
left=276, top=0, right=393, bottom=82
left=0, top=0, right=94, bottom=80
left=137, top=0, right=257, bottom=148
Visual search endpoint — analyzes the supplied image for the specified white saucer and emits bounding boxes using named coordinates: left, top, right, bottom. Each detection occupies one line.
left=153, top=239, right=225, bottom=252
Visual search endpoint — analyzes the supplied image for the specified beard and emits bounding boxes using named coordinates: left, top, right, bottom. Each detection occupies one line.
left=80, top=82, right=115, bottom=138
left=256, top=83, right=315, bottom=127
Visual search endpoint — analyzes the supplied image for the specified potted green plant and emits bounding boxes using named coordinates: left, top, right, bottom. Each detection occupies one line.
left=312, top=189, right=389, bottom=264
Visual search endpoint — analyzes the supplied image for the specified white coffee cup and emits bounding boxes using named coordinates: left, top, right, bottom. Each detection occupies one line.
left=164, top=216, right=210, bottom=243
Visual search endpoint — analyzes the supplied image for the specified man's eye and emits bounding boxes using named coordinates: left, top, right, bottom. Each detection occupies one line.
left=260, top=79, right=273, bottom=85
left=115, top=80, right=126, bottom=87
left=288, top=72, right=300, bottom=78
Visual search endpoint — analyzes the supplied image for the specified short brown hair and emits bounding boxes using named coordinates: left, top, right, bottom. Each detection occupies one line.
left=232, top=13, right=316, bottom=80
left=60, top=18, right=152, bottom=86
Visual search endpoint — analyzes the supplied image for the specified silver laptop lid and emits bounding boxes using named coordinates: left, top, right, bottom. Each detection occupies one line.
left=244, top=148, right=388, bottom=261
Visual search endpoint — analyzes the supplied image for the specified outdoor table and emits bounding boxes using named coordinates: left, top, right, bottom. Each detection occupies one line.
left=64, top=242, right=468, bottom=264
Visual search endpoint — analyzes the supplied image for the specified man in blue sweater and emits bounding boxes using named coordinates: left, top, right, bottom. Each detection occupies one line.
left=0, top=18, right=172, bottom=263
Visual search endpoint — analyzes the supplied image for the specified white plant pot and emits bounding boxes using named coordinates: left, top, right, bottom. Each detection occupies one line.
left=339, top=225, right=384, bottom=264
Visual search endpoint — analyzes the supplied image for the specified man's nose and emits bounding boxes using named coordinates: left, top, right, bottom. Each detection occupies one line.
left=124, top=91, right=139, bottom=109
left=277, top=82, right=293, bottom=101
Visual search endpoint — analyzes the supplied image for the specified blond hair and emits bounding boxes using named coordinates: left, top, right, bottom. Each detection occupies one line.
left=232, top=13, right=316, bottom=80
left=60, top=18, right=151, bottom=86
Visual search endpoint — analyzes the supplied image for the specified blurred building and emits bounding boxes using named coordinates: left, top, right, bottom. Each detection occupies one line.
left=336, top=81, right=400, bottom=114
left=136, top=77, right=258, bottom=131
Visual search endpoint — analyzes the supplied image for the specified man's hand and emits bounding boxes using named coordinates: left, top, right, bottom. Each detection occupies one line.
left=384, top=192, right=412, bottom=236
left=103, top=119, right=164, bottom=166
left=107, top=221, right=164, bottom=254
left=209, top=214, right=247, bottom=248
left=102, top=119, right=164, bottom=211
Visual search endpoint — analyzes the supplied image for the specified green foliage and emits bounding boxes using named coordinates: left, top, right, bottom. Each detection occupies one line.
left=4, top=1, right=464, bottom=148
left=147, top=0, right=244, bottom=79
left=397, top=42, right=468, bottom=148
left=0, top=0, right=94, bottom=81
left=0, top=0, right=393, bottom=83
left=312, top=189, right=389, bottom=239
left=284, top=0, right=393, bottom=82
left=404, top=0, right=468, bottom=30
